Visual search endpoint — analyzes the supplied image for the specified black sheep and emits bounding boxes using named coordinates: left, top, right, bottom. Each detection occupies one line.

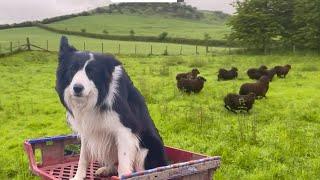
left=177, top=76, right=206, bottom=93
left=274, top=64, right=291, bottom=78
left=261, top=68, right=277, bottom=81
left=218, top=67, right=238, bottom=81
left=176, top=68, right=200, bottom=81
left=247, top=65, right=268, bottom=80
left=224, top=92, right=256, bottom=113
left=239, top=76, right=270, bottom=99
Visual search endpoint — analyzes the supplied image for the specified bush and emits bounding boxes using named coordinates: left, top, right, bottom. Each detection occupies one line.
left=102, top=30, right=108, bottom=34
left=159, top=32, right=168, bottom=41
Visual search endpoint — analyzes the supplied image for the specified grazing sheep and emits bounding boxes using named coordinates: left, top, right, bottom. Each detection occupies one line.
left=274, top=64, right=291, bottom=78
left=224, top=92, right=256, bottom=113
left=176, top=68, right=200, bottom=81
left=239, top=76, right=270, bottom=99
left=218, top=67, right=238, bottom=81
left=247, top=65, right=268, bottom=80
left=261, top=68, right=277, bottom=81
left=177, top=76, right=206, bottom=93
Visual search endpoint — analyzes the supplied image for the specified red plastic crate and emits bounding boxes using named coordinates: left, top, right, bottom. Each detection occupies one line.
left=24, top=135, right=221, bottom=180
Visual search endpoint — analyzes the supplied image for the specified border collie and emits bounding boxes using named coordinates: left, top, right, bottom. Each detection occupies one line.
left=55, top=36, right=167, bottom=180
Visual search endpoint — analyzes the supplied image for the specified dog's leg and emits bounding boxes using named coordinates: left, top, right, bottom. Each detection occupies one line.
left=95, top=164, right=117, bottom=176
left=134, top=148, right=148, bottom=172
left=116, top=128, right=138, bottom=177
left=71, top=139, right=88, bottom=180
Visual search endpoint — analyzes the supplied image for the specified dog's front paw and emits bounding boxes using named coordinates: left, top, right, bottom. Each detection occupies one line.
left=70, top=174, right=86, bottom=180
left=95, top=165, right=117, bottom=176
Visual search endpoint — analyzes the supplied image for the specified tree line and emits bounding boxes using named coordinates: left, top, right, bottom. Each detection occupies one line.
left=228, top=0, right=320, bottom=52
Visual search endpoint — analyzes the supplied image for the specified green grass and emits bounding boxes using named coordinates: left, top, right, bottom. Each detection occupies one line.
left=0, top=51, right=320, bottom=179
left=47, top=13, right=229, bottom=40
left=0, top=27, right=229, bottom=55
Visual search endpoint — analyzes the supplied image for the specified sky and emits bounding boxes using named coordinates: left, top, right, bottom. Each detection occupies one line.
left=0, top=0, right=235, bottom=24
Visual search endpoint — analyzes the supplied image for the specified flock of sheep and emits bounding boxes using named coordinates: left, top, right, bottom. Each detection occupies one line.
left=175, top=64, right=292, bottom=113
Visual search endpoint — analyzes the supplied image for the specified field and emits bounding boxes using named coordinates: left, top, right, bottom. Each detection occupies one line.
left=48, top=13, right=228, bottom=40
left=0, top=27, right=229, bottom=55
left=0, top=51, right=320, bottom=179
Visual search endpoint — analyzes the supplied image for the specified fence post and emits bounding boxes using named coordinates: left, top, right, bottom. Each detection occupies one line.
left=135, top=44, right=137, bottom=55
left=0, top=44, right=2, bottom=53
left=10, top=42, right=13, bottom=53
left=46, top=40, right=49, bottom=51
left=293, top=45, right=296, bottom=54
left=101, top=42, right=104, bottom=53
left=150, top=45, right=153, bottom=55
left=206, top=45, right=209, bottom=55
left=180, top=45, right=182, bottom=55
left=26, top=38, right=31, bottom=51
left=196, top=45, right=198, bottom=55
left=118, top=44, right=120, bottom=54
left=83, top=41, right=86, bottom=51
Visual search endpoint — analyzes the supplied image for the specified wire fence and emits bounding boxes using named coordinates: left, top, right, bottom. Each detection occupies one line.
left=0, top=37, right=236, bottom=57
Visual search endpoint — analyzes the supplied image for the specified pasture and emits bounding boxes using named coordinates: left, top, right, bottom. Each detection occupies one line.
left=0, top=27, right=229, bottom=56
left=0, top=51, right=319, bottom=179
left=47, top=13, right=228, bottom=40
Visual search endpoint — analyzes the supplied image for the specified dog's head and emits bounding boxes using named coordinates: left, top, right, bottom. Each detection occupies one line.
left=56, top=36, right=121, bottom=114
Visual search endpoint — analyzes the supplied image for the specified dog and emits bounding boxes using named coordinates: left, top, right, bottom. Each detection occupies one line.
left=55, top=36, right=167, bottom=179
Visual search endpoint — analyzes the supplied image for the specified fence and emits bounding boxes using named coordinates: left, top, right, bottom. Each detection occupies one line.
left=0, top=37, right=236, bottom=57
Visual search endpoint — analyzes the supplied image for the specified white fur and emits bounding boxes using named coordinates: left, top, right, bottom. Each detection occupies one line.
left=65, top=56, right=147, bottom=179
left=104, top=65, right=122, bottom=107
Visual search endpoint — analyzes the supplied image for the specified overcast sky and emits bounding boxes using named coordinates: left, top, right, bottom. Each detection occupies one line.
left=0, top=0, right=235, bottom=24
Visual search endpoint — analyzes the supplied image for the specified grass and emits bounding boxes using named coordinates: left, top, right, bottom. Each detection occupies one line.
left=0, top=51, right=320, bottom=179
left=47, top=13, right=229, bottom=40
left=0, top=27, right=230, bottom=55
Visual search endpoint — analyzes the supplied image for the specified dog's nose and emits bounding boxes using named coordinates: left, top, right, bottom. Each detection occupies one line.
left=73, top=84, right=84, bottom=94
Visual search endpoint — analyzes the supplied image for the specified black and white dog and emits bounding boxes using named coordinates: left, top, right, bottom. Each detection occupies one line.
left=55, top=36, right=167, bottom=179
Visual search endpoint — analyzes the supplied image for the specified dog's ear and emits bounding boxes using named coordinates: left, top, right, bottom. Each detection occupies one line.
left=59, top=36, right=76, bottom=62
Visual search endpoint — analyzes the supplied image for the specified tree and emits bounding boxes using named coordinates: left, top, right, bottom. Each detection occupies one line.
left=159, top=32, right=168, bottom=41
left=293, top=0, right=320, bottom=50
left=130, top=29, right=135, bottom=37
left=228, top=0, right=282, bottom=52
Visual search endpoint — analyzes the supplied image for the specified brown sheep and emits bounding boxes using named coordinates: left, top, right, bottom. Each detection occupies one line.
left=224, top=93, right=256, bottom=113
left=177, top=76, right=206, bottom=93
left=247, top=65, right=268, bottom=80
left=239, top=76, right=270, bottom=99
left=218, top=67, right=238, bottom=81
left=176, top=68, right=200, bottom=81
left=274, top=64, right=291, bottom=78
left=261, top=68, right=277, bottom=81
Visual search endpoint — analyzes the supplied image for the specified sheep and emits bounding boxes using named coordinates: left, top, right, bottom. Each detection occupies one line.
left=224, top=92, right=256, bottom=113
left=177, top=76, right=206, bottom=93
left=239, top=75, right=270, bottom=99
left=261, top=68, right=277, bottom=81
left=274, top=64, right=291, bottom=78
left=218, top=67, right=238, bottom=81
left=247, top=65, right=268, bottom=80
left=176, top=68, right=200, bottom=81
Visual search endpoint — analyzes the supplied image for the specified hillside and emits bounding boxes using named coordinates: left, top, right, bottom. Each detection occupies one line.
left=47, top=13, right=229, bottom=40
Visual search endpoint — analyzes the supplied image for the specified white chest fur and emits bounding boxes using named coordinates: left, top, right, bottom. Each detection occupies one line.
left=68, top=109, right=135, bottom=165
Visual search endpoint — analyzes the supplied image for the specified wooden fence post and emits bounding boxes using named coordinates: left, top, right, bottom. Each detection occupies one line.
left=10, top=42, right=13, bottom=53
left=150, top=45, right=153, bottom=55
left=293, top=45, right=296, bottom=54
left=101, top=42, right=104, bottom=53
left=196, top=45, right=198, bottom=55
left=180, top=45, right=182, bottom=55
left=135, top=44, right=137, bottom=55
left=46, top=40, right=49, bottom=51
left=118, top=44, right=120, bottom=54
left=206, top=45, right=209, bottom=54
left=83, top=41, right=86, bottom=51
left=26, top=38, right=31, bottom=51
